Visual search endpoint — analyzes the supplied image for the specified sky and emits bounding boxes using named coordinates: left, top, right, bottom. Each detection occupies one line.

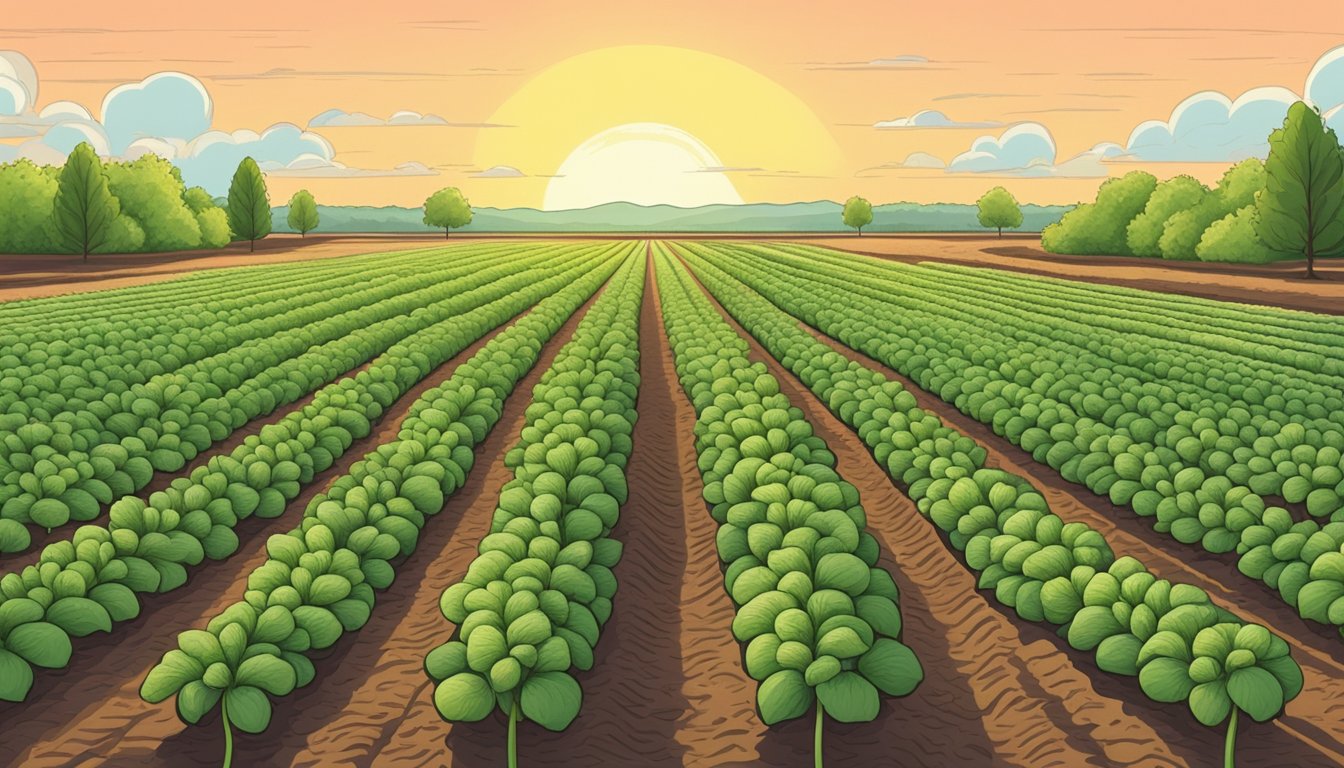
left=3, top=2, right=1344, bottom=210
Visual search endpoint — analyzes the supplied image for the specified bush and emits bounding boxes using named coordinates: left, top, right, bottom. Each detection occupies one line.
left=1126, top=175, right=1207, bottom=257
left=197, top=207, right=231, bottom=248
left=1197, top=205, right=1288, bottom=263
left=1042, top=171, right=1157, bottom=255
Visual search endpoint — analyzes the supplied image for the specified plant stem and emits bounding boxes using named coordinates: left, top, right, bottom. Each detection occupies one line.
left=508, top=698, right=520, bottom=768
left=1224, top=707, right=1238, bottom=768
left=814, top=701, right=825, bottom=768
left=221, top=696, right=234, bottom=768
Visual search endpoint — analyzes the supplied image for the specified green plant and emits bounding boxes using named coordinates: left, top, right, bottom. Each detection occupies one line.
left=423, top=187, right=473, bottom=238
left=976, top=186, right=1024, bottom=237
left=841, top=196, right=873, bottom=236
left=1257, top=101, right=1344, bottom=278
left=286, top=190, right=319, bottom=237
left=51, top=142, right=121, bottom=261
left=225, top=157, right=271, bottom=252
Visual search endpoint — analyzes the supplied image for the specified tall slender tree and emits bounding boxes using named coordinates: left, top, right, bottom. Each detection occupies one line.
left=1256, top=101, right=1344, bottom=278
left=226, top=157, right=272, bottom=252
left=51, top=142, right=119, bottom=261
left=286, top=189, right=320, bottom=237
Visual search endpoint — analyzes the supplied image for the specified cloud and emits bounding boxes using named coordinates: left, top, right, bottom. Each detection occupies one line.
left=470, top=165, right=526, bottom=178
left=169, top=123, right=335, bottom=189
left=1123, top=87, right=1298, bottom=161
left=948, top=123, right=1057, bottom=173
left=897, top=152, right=947, bottom=169
left=100, top=72, right=213, bottom=153
left=266, top=159, right=439, bottom=178
left=309, top=108, right=453, bottom=127
left=689, top=165, right=765, bottom=173
left=803, top=55, right=946, bottom=71
left=1306, top=46, right=1344, bottom=111
left=873, top=109, right=1000, bottom=129
left=0, top=51, right=38, bottom=114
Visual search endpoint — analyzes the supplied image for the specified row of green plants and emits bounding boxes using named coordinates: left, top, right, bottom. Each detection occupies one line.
left=708, top=242, right=1344, bottom=644
left=677, top=241, right=1303, bottom=767
left=0, top=242, right=489, bottom=420
left=0, top=244, right=589, bottom=552
left=137, top=244, right=633, bottom=767
left=426, top=252, right=644, bottom=768
left=1043, top=102, right=1341, bottom=273
left=0, top=244, right=627, bottom=702
left=654, top=244, right=923, bottom=768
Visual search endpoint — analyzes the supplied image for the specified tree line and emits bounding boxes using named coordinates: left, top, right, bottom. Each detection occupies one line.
left=840, top=189, right=1024, bottom=237
left=1043, top=101, right=1344, bottom=276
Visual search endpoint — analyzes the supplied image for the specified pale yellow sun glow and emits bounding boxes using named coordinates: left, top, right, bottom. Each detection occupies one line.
left=543, top=123, right=743, bottom=211
left=474, top=45, right=843, bottom=209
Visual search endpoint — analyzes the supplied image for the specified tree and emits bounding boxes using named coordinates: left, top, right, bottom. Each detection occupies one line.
left=1256, top=101, right=1344, bottom=278
left=226, top=157, right=271, bottom=252
left=1197, top=204, right=1286, bottom=263
left=51, top=142, right=120, bottom=261
left=842, top=196, right=873, bottom=235
left=423, top=187, right=472, bottom=237
left=106, top=154, right=201, bottom=251
left=1041, top=171, right=1157, bottom=255
left=1125, top=175, right=1207, bottom=257
left=286, top=189, right=320, bottom=237
left=0, top=159, right=62, bottom=254
left=976, top=186, right=1023, bottom=237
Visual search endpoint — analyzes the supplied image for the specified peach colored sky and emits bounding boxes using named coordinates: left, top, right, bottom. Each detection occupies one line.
left=4, top=2, right=1343, bottom=208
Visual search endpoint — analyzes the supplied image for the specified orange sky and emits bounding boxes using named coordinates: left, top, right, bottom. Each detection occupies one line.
left=4, top=2, right=1342, bottom=208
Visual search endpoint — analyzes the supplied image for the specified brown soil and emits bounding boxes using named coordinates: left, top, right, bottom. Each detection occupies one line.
left=671, top=246, right=1344, bottom=768
left=801, top=236, right=1344, bottom=315
left=0, top=301, right=537, bottom=768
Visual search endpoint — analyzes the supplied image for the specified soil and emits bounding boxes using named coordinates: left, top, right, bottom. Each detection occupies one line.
left=669, top=244, right=1344, bottom=768
left=0, top=298, right=545, bottom=768
left=800, top=236, right=1344, bottom=315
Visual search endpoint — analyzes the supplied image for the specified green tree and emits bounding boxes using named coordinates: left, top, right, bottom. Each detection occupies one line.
left=1157, top=160, right=1266, bottom=261
left=286, top=189, right=320, bottom=237
left=842, top=195, right=873, bottom=235
left=0, top=159, right=61, bottom=254
left=106, top=154, right=201, bottom=251
left=51, top=142, right=121, bottom=261
left=975, top=186, right=1023, bottom=237
left=1197, top=204, right=1285, bottom=263
left=1256, top=101, right=1344, bottom=278
left=197, top=208, right=231, bottom=248
left=1041, top=171, right=1157, bottom=255
left=423, top=187, right=473, bottom=237
left=226, top=157, right=272, bottom=252
left=1125, top=175, right=1207, bottom=257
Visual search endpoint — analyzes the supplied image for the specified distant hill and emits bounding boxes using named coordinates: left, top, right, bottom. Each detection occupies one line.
left=271, top=200, right=1072, bottom=234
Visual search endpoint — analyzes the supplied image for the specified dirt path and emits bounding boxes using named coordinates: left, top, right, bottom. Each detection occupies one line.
left=674, top=252, right=1344, bottom=767
left=0, top=301, right=543, bottom=768
left=801, top=236, right=1344, bottom=315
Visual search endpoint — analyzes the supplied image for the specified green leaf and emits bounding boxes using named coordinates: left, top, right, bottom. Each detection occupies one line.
left=757, top=669, right=813, bottom=725
left=6, top=621, right=72, bottom=668
left=0, top=649, right=34, bottom=702
left=434, top=672, right=496, bottom=722
left=520, top=671, right=583, bottom=732
left=1138, top=657, right=1195, bottom=703
left=1188, top=680, right=1232, bottom=727
left=1227, top=667, right=1286, bottom=722
left=816, top=671, right=880, bottom=723
left=176, top=680, right=223, bottom=724
left=141, top=650, right=205, bottom=702
left=45, top=597, right=112, bottom=637
left=224, top=685, right=273, bottom=733
left=236, top=655, right=297, bottom=696
left=856, top=638, right=923, bottom=696
left=89, top=583, right=141, bottom=623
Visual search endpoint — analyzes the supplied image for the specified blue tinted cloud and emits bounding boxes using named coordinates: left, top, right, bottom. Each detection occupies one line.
left=1123, top=87, right=1297, bottom=161
left=873, top=109, right=1000, bottom=130
left=948, top=123, right=1056, bottom=173
left=1306, top=46, right=1344, bottom=112
left=173, top=123, right=334, bottom=192
left=100, top=72, right=213, bottom=154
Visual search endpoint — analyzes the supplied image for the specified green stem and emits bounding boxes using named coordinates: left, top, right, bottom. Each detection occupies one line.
left=221, top=696, right=234, bottom=768
left=508, top=697, right=520, bottom=768
left=814, top=701, right=825, bottom=768
left=1224, top=707, right=1239, bottom=768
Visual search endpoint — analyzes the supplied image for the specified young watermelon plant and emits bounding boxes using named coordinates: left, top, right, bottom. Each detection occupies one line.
left=139, top=245, right=632, bottom=767
left=678, top=240, right=1304, bottom=768
left=653, top=246, right=923, bottom=768
left=426, top=253, right=643, bottom=767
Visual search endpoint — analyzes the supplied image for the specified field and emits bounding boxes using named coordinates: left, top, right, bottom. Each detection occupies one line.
left=4, top=238, right=1344, bottom=768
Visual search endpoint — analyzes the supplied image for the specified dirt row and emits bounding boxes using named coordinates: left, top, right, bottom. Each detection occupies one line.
left=671, top=248, right=1344, bottom=768
left=0, top=288, right=591, bottom=767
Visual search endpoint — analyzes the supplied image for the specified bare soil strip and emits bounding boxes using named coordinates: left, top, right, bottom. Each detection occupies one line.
left=0, top=304, right=536, bottom=768
left=675, top=251, right=1344, bottom=767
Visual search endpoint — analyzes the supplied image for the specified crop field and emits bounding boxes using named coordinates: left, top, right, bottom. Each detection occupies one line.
left=6, top=239, right=1344, bottom=768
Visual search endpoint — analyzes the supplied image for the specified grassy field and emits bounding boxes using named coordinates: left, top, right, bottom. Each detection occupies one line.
left=3, top=239, right=1344, bottom=768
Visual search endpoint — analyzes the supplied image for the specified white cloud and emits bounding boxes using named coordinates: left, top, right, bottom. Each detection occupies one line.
left=387, top=110, right=448, bottom=126
left=873, top=109, right=1001, bottom=130
left=100, top=72, right=213, bottom=154
left=307, top=108, right=490, bottom=128
left=471, top=165, right=526, bottom=178
left=897, top=152, right=947, bottom=169
left=267, top=159, right=439, bottom=178
left=1123, top=87, right=1298, bottom=161
left=0, top=51, right=38, bottom=114
left=1306, top=45, right=1344, bottom=112
left=949, top=123, right=1057, bottom=173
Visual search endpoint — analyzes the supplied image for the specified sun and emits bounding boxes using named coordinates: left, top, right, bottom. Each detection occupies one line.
left=473, top=45, right=842, bottom=209
left=543, top=123, right=742, bottom=210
